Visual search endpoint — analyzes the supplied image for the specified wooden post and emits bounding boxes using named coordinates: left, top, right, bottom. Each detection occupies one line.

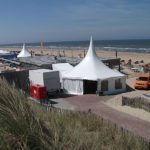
left=71, top=49, right=73, bottom=58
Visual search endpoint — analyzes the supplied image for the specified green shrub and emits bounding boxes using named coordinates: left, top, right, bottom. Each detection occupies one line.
left=0, top=78, right=54, bottom=149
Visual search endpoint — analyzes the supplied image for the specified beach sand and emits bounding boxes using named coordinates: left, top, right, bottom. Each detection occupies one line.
left=1, top=47, right=150, bottom=64
left=104, top=77, right=150, bottom=123
left=104, top=91, right=150, bottom=123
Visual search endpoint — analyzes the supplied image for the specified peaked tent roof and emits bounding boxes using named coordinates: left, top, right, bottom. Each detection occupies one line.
left=63, top=37, right=125, bottom=80
left=17, top=44, right=31, bottom=58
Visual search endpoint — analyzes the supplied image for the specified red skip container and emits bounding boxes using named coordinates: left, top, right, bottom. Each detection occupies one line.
left=30, top=84, right=47, bottom=100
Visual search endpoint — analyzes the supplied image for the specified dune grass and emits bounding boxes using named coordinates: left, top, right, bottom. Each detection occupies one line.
left=122, top=96, right=150, bottom=112
left=0, top=78, right=149, bottom=150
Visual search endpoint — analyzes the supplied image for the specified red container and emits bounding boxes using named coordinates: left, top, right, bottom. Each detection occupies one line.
left=30, top=84, right=47, bottom=100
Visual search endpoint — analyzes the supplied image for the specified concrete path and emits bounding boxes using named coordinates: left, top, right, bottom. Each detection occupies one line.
left=64, top=95, right=150, bottom=141
left=51, top=98, right=75, bottom=110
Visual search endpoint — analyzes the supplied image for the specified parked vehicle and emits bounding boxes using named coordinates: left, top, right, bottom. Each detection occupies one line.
left=134, top=74, right=150, bottom=89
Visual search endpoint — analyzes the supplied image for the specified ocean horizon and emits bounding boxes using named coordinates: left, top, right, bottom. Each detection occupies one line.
left=0, top=39, right=150, bottom=53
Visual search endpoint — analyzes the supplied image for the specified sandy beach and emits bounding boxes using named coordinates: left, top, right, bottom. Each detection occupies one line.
left=1, top=47, right=150, bottom=64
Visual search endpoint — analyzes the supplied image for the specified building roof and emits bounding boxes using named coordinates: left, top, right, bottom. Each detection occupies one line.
left=0, top=50, right=17, bottom=59
left=63, top=37, right=125, bottom=80
left=17, top=54, right=120, bottom=68
left=18, top=55, right=56, bottom=67
left=52, top=63, right=74, bottom=72
left=52, top=63, right=74, bottom=79
left=17, top=44, right=31, bottom=58
left=0, top=50, right=9, bottom=54
left=29, top=69, right=56, bottom=74
left=138, top=74, right=150, bottom=78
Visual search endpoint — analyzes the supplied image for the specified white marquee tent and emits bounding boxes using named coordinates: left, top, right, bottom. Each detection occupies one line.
left=62, top=37, right=126, bottom=95
left=52, top=63, right=74, bottom=83
left=17, top=44, right=31, bottom=58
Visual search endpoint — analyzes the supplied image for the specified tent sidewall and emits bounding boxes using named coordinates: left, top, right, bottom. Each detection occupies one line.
left=98, top=76, right=126, bottom=95
left=63, top=79, right=83, bottom=95
left=63, top=76, right=126, bottom=95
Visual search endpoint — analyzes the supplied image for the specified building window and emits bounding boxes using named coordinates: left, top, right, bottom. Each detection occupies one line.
left=101, top=80, right=108, bottom=91
left=115, top=79, right=122, bottom=89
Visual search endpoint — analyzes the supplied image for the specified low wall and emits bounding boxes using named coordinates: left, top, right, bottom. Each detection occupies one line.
left=0, top=70, right=29, bottom=91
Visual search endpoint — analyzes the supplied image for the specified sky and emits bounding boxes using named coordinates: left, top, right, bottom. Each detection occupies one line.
left=0, top=0, right=150, bottom=43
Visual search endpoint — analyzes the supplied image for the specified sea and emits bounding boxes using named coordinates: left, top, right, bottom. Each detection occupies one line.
left=0, top=39, right=150, bottom=53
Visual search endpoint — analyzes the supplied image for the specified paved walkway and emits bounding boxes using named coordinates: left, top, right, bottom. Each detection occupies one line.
left=64, top=95, right=150, bottom=141
left=51, top=98, right=75, bottom=110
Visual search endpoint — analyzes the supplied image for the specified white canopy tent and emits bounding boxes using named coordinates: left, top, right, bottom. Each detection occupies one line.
left=17, top=44, right=31, bottom=58
left=62, top=37, right=126, bottom=95
left=52, top=63, right=74, bottom=83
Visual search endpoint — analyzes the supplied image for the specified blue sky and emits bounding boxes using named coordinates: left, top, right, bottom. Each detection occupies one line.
left=0, top=0, right=150, bottom=43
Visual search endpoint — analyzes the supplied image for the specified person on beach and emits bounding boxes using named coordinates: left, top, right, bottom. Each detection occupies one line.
left=115, top=51, right=118, bottom=58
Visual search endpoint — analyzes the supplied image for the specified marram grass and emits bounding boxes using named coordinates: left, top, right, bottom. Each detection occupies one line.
left=0, top=78, right=149, bottom=150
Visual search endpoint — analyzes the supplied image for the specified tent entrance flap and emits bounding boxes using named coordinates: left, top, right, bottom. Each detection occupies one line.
left=83, top=80, right=97, bottom=94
